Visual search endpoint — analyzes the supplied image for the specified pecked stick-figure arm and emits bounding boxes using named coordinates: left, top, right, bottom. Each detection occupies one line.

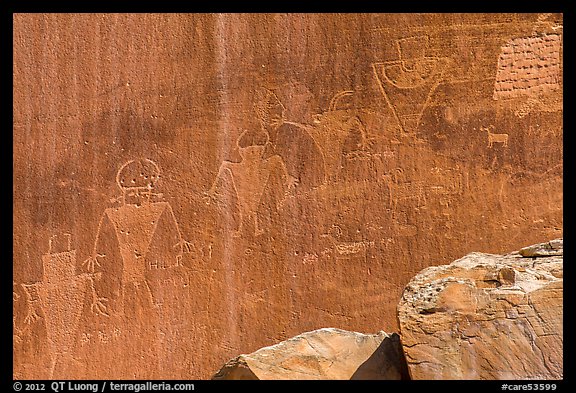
left=82, top=215, right=108, bottom=275
left=84, top=273, right=109, bottom=317
left=81, top=214, right=110, bottom=317
left=347, top=116, right=370, bottom=150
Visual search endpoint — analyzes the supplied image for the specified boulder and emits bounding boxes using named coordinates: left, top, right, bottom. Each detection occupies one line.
left=212, top=327, right=409, bottom=380
left=519, top=238, right=563, bottom=257
left=398, top=239, right=563, bottom=380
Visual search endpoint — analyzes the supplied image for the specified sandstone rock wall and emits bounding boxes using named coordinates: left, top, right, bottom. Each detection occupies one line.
left=13, top=13, right=562, bottom=379
left=212, top=239, right=562, bottom=380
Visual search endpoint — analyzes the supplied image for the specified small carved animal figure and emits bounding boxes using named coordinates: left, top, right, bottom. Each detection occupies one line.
left=382, top=168, right=426, bottom=216
left=481, top=125, right=509, bottom=148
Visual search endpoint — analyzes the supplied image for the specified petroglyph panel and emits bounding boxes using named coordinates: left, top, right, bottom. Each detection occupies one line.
left=14, top=13, right=562, bottom=379
left=493, top=34, right=562, bottom=100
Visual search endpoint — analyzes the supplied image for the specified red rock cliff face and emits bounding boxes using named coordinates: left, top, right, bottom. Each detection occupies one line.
left=13, top=13, right=563, bottom=379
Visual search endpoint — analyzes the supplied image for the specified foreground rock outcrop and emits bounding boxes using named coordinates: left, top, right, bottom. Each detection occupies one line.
left=398, top=239, right=563, bottom=380
left=212, top=328, right=409, bottom=380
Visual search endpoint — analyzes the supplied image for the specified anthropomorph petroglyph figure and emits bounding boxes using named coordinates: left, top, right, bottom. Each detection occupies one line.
left=310, top=90, right=370, bottom=182
left=86, top=159, right=187, bottom=312
left=373, top=35, right=449, bottom=138
left=18, top=234, right=102, bottom=378
left=79, top=159, right=191, bottom=378
left=255, top=86, right=327, bottom=191
left=204, top=129, right=298, bottom=237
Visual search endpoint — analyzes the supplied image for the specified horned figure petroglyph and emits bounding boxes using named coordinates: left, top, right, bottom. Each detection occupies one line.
left=481, top=125, right=509, bottom=148
left=253, top=86, right=326, bottom=190
left=254, top=86, right=371, bottom=186
left=204, top=129, right=298, bottom=238
left=382, top=168, right=427, bottom=216
left=310, top=90, right=370, bottom=182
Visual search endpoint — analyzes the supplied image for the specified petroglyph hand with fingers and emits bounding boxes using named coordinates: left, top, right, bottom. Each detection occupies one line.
left=82, top=253, right=105, bottom=273
left=91, top=296, right=109, bottom=317
left=24, top=307, right=41, bottom=325
left=174, top=240, right=195, bottom=266
left=286, top=175, right=299, bottom=192
left=174, top=239, right=195, bottom=253
left=85, top=273, right=109, bottom=317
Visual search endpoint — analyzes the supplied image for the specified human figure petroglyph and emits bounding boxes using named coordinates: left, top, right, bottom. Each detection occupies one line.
left=256, top=85, right=372, bottom=186
left=204, top=129, right=298, bottom=237
left=373, top=35, right=449, bottom=137
left=481, top=125, right=509, bottom=148
left=310, top=90, right=371, bottom=182
left=76, top=158, right=192, bottom=378
left=256, top=86, right=326, bottom=191
left=19, top=234, right=100, bottom=378
left=13, top=283, right=23, bottom=344
left=87, top=159, right=188, bottom=315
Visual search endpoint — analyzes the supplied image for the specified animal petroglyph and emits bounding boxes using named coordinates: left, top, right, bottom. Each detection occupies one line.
left=429, top=166, right=464, bottom=193
left=481, top=125, right=509, bottom=148
left=321, top=225, right=374, bottom=263
left=493, top=34, right=561, bottom=100
left=205, top=130, right=298, bottom=237
left=392, top=212, right=418, bottom=237
left=373, top=35, right=449, bottom=136
left=382, top=168, right=427, bottom=216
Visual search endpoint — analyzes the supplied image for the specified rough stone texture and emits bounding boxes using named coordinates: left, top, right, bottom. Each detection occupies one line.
left=212, top=328, right=409, bottom=380
left=13, top=13, right=562, bottom=379
left=519, top=238, right=563, bottom=257
left=398, top=240, right=563, bottom=380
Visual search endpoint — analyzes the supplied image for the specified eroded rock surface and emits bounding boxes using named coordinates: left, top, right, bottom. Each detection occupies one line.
left=519, top=238, right=563, bottom=257
left=13, top=13, right=563, bottom=379
left=398, top=240, right=563, bottom=379
left=213, top=328, right=409, bottom=380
